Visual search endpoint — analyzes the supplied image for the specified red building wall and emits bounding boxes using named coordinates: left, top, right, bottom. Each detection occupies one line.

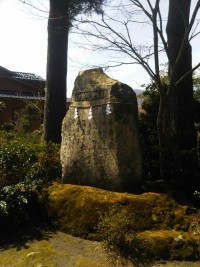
left=0, top=66, right=45, bottom=131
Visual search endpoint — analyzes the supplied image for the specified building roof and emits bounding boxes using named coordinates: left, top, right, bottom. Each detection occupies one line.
left=0, top=66, right=45, bottom=82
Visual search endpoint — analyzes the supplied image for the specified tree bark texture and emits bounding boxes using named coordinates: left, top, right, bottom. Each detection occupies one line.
left=157, top=0, right=197, bottom=185
left=43, top=0, right=69, bottom=143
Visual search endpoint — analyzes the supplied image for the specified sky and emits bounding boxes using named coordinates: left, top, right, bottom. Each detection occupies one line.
left=0, top=0, right=48, bottom=79
left=0, top=0, right=200, bottom=97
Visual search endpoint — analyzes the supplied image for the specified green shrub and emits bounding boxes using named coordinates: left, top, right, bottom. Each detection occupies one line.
left=0, top=131, right=61, bottom=187
left=2, top=122, right=15, bottom=132
left=0, top=101, right=6, bottom=113
left=33, top=142, right=62, bottom=182
left=0, top=131, right=61, bottom=231
left=0, top=140, right=38, bottom=186
left=194, top=191, right=200, bottom=198
left=0, top=182, right=38, bottom=230
left=0, top=129, right=42, bottom=143
left=19, top=103, right=41, bottom=133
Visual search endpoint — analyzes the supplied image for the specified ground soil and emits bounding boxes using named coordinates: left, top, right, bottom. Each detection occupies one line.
left=0, top=231, right=199, bottom=267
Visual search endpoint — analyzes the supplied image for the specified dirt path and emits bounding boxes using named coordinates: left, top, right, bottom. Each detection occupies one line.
left=0, top=231, right=199, bottom=267
left=0, top=231, right=133, bottom=267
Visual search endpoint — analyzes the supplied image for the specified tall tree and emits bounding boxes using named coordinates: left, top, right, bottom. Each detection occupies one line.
left=158, top=0, right=198, bottom=185
left=44, top=0, right=106, bottom=143
left=43, top=0, right=69, bottom=144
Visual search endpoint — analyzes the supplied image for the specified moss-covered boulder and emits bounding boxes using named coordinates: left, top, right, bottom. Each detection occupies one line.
left=39, top=182, right=200, bottom=261
left=136, top=230, right=199, bottom=260
left=40, top=183, right=192, bottom=235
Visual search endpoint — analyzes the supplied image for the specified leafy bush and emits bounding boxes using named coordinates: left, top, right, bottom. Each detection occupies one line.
left=33, top=142, right=62, bottom=182
left=139, top=82, right=200, bottom=184
left=0, top=131, right=61, bottom=231
left=0, top=140, right=38, bottom=186
left=1, top=102, right=42, bottom=133
left=0, top=101, right=6, bottom=113
left=0, top=131, right=61, bottom=187
left=0, top=182, right=38, bottom=231
left=194, top=191, right=200, bottom=198
left=2, top=122, right=15, bottom=132
left=19, top=103, right=41, bottom=132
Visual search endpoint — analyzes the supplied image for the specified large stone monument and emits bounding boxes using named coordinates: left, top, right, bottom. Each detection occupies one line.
left=61, top=68, right=142, bottom=192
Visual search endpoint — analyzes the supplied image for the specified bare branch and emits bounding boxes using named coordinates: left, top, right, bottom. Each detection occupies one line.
left=152, top=0, right=162, bottom=88
left=74, top=0, right=200, bottom=90
left=146, top=0, right=154, bottom=12
left=175, top=1, right=200, bottom=66
left=75, top=13, right=156, bottom=79
left=190, top=30, right=200, bottom=40
left=18, top=0, right=48, bottom=14
left=130, top=0, right=152, bottom=20
left=170, top=0, right=200, bottom=88
left=175, top=62, right=200, bottom=87
left=189, top=19, right=200, bottom=41
left=124, top=21, right=133, bottom=47
left=157, top=5, right=169, bottom=59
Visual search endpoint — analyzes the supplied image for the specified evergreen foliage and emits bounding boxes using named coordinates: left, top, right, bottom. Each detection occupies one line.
left=139, top=77, right=200, bottom=184
left=0, top=131, right=61, bottom=231
left=0, top=101, right=6, bottom=113
left=69, top=0, right=105, bottom=21
left=0, top=131, right=61, bottom=187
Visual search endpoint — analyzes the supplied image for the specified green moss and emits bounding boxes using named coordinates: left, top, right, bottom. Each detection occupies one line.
left=38, top=182, right=200, bottom=261
left=137, top=230, right=199, bottom=260
left=39, top=182, right=192, bottom=238
left=0, top=231, right=123, bottom=267
left=75, top=257, right=99, bottom=267
left=0, top=240, right=58, bottom=267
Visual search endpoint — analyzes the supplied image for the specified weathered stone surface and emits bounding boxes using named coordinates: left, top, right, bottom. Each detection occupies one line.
left=61, top=68, right=142, bottom=191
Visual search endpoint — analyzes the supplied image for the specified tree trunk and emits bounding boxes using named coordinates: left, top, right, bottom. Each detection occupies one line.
left=43, top=0, right=69, bottom=143
left=157, top=0, right=197, bottom=186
